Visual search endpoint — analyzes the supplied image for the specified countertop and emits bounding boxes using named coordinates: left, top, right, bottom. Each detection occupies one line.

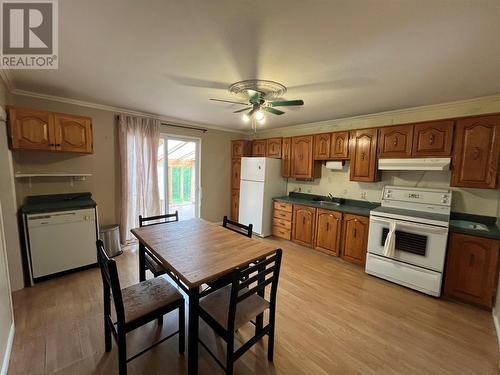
left=273, top=193, right=500, bottom=240
left=273, top=193, right=378, bottom=217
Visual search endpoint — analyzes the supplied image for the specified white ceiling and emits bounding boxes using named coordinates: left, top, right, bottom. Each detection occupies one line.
left=6, top=0, right=500, bottom=130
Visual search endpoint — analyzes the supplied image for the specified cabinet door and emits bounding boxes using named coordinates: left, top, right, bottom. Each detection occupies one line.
left=330, top=131, right=349, bottom=159
left=266, top=138, right=282, bottom=158
left=231, top=158, right=241, bottom=189
left=292, top=205, right=316, bottom=247
left=341, top=214, right=369, bottom=265
left=282, top=137, right=291, bottom=177
left=412, top=120, right=453, bottom=157
left=378, top=124, right=413, bottom=158
left=349, top=128, right=379, bottom=182
left=315, top=209, right=342, bottom=255
left=230, top=189, right=240, bottom=221
left=251, top=139, right=267, bottom=156
left=313, top=133, right=331, bottom=160
left=232, top=140, right=250, bottom=158
left=444, top=233, right=499, bottom=309
left=8, top=107, right=55, bottom=151
left=54, top=113, right=93, bottom=153
left=451, top=115, right=500, bottom=189
left=291, top=135, right=316, bottom=179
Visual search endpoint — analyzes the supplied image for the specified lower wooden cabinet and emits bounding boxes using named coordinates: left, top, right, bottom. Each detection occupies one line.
left=315, top=209, right=342, bottom=255
left=292, top=205, right=316, bottom=247
left=230, top=189, right=239, bottom=221
left=272, top=201, right=292, bottom=240
left=444, top=232, right=500, bottom=309
left=341, top=214, right=369, bottom=265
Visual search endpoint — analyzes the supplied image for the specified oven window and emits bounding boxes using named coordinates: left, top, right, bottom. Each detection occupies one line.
left=381, top=228, right=428, bottom=256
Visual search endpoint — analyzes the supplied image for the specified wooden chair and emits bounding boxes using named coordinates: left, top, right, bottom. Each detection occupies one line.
left=222, top=216, right=253, bottom=238
left=198, top=249, right=283, bottom=374
left=96, top=240, right=185, bottom=375
left=138, top=211, right=178, bottom=280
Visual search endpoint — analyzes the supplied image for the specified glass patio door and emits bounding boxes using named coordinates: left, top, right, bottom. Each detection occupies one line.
left=158, top=134, right=200, bottom=221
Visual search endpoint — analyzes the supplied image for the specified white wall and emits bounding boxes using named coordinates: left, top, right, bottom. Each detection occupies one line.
left=0, top=202, right=14, bottom=375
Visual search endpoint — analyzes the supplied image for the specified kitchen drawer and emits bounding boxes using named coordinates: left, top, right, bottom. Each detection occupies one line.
left=273, top=201, right=292, bottom=212
left=273, top=209, right=292, bottom=221
left=272, top=226, right=291, bottom=240
left=273, top=218, right=292, bottom=230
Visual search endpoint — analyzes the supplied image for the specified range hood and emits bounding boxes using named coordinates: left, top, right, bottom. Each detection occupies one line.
left=378, top=157, right=451, bottom=171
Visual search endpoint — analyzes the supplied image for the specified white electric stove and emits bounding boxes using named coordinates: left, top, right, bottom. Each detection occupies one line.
left=365, top=185, right=452, bottom=297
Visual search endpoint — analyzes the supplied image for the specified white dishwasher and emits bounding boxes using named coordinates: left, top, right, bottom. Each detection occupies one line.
left=25, top=208, right=97, bottom=283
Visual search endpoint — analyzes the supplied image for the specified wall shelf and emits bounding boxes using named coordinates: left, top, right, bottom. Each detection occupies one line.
left=15, top=172, right=92, bottom=187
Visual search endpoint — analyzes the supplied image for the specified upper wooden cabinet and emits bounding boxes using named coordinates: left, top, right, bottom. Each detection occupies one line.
left=251, top=139, right=267, bottom=156
left=315, top=209, right=342, bottom=255
left=8, top=107, right=93, bottom=154
left=282, top=137, right=291, bottom=178
left=451, top=115, right=500, bottom=189
left=291, top=135, right=321, bottom=180
left=412, top=120, right=453, bottom=157
left=349, top=128, right=379, bottom=182
left=378, top=124, right=413, bottom=158
left=330, top=131, right=349, bottom=159
left=444, top=232, right=500, bottom=309
left=266, top=138, right=282, bottom=158
left=53, top=113, right=93, bottom=153
left=292, top=205, right=316, bottom=247
left=231, top=140, right=251, bottom=158
left=341, top=214, right=369, bottom=265
left=313, top=133, right=331, bottom=160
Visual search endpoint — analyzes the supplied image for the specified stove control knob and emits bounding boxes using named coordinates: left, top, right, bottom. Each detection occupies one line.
left=441, top=195, right=448, bottom=203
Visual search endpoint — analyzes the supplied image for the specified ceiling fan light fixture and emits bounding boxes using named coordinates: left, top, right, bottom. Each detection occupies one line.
left=255, top=110, right=265, bottom=121
left=242, top=113, right=250, bottom=122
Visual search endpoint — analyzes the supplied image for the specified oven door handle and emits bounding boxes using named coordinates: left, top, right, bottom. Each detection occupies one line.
left=370, top=216, right=448, bottom=234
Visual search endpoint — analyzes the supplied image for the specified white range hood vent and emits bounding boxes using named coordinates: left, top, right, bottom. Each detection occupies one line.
left=378, top=157, right=451, bottom=171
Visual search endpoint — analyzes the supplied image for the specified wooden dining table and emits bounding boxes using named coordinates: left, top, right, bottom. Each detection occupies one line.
left=131, top=218, right=277, bottom=375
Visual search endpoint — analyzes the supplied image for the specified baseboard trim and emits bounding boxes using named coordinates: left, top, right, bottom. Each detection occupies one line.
left=492, top=309, right=500, bottom=352
left=0, top=322, right=14, bottom=375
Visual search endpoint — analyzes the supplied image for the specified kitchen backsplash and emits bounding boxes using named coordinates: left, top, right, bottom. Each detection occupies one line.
left=286, top=162, right=500, bottom=217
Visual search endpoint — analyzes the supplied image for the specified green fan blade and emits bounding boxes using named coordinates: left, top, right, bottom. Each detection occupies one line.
left=248, top=90, right=263, bottom=105
left=269, top=99, right=304, bottom=107
left=263, top=107, right=284, bottom=115
left=233, top=107, right=251, bottom=113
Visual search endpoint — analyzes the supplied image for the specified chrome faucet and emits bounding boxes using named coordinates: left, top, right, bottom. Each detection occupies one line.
left=328, top=193, right=334, bottom=201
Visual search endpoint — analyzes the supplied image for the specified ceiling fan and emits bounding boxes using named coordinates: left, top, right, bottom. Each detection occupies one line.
left=210, top=80, right=304, bottom=124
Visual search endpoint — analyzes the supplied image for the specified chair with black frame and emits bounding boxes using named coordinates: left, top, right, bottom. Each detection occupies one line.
left=138, top=211, right=178, bottom=281
left=96, top=240, right=185, bottom=375
left=222, top=215, right=253, bottom=238
left=198, top=248, right=283, bottom=374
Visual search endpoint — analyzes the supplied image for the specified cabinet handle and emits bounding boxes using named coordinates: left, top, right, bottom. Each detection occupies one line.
left=353, top=228, right=357, bottom=238
left=361, top=152, right=366, bottom=161
left=303, top=217, right=306, bottom=225
left=393, top=137, right=398, bottom=146
left=56, top=143, right=61, bottom=147
left=473, top=147, right=481, bottom=160
left=326, top=222, right=329, bottom=231
left=49, top=143, right=55, bottom=146
left=469, top=254, right=475, bottom=266
left=429, top=134, right=435, bottom=145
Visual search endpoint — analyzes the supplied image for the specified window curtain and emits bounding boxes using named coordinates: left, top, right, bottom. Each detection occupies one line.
left=118, top=115, right=161, bottom=243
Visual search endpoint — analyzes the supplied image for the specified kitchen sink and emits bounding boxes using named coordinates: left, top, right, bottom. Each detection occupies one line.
left=450, top=219, right=489, bottom=231
left=315, top=200, right=341, bottom=207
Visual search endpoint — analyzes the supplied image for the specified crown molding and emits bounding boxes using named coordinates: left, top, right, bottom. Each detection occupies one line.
left=8, top=88, right=248, bottom=134
left=255, top=93, right=500, bottom=136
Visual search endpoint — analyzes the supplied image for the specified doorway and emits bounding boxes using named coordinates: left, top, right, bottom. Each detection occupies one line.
left=158, top=134, right=200, bottom=221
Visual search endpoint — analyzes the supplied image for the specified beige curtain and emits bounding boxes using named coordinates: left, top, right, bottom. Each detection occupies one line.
left=118, top=115, right=161, bottom=243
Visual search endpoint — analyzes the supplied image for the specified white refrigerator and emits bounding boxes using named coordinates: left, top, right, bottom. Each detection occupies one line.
left=239, top=157, right=287, bottom=237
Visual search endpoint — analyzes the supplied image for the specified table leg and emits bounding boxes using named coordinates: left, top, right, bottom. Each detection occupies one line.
left=139, top=243, right=146, bottom=282
left=188, top=287, right=199, bottom=375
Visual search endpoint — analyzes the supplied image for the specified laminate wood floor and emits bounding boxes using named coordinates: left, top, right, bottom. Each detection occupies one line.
left=8, top=236, right=500, bottom=374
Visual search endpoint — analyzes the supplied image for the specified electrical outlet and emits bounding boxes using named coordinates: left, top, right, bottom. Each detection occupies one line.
left=361, top=192, right=367, bottom=199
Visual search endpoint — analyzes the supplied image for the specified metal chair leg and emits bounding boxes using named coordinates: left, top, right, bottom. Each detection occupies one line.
left=179, top=302, right=185, bottom=353
left=118, top=330, right=127, bottom=375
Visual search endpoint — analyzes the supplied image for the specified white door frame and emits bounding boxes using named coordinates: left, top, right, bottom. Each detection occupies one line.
left=160, top=133, right=201, bottom=219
